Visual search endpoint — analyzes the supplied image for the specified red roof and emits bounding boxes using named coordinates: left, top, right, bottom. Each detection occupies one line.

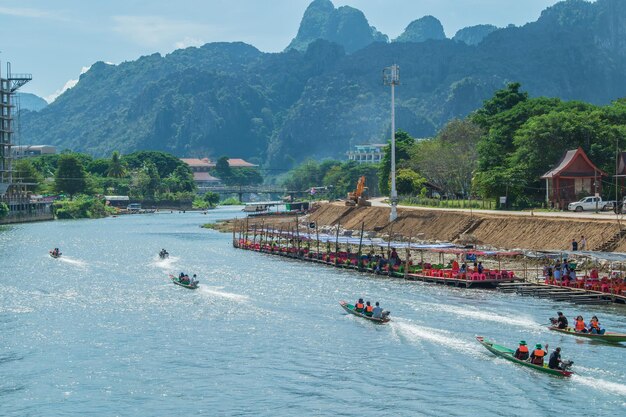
left=193, top=172, right=220, bottom=182
left=227, top=158, right=257, bottom=167
left=541, top=147, right=607, bottom=179
left=181, top=158, right=212, bottom=167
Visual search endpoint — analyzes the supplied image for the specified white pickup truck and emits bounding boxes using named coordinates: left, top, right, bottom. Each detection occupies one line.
left=567, top=196, right=610, bottom=212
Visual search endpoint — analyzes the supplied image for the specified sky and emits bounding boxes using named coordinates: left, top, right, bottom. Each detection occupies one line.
left=0, top=0, right=564, bottom=102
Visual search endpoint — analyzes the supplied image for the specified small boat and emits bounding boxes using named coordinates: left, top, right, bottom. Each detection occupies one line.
left=339, top=300, right=390, bottom=323
left=169, top=274, right=198, bottom=289
left=548, top=326, right=626, bottom=343
left=49, top=251, right=62, bottom=259
left=476, top=336, right=573, bottom=377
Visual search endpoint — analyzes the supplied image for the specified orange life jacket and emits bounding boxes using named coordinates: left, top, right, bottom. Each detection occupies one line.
left=365, top=305, right=374, bottom=313
left=518, top=345, right=529, bottom=353
left=590, top=320, right=600, bottom=329
left=355, top=303, right=364, bottom=310
left=575, top=319, right=586, bottom=331
left=532, top=349, right=545, bottom=364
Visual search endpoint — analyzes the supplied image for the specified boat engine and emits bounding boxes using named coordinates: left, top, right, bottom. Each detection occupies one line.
left=562, top=360, right=574, bottom=371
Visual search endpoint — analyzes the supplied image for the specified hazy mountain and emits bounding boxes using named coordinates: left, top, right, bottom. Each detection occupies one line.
left=17, top=92, right=48, bottom=112
left=394, top=16, right=447, bottom=43
left=20, top=0, right=626, bottom=169
left=286, top=0, right=387, bottom=53
left=453, top=24, right=499, bottom=45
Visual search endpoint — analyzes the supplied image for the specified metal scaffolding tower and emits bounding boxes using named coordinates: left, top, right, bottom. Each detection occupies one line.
left=0, top=62, right=32, bottom=196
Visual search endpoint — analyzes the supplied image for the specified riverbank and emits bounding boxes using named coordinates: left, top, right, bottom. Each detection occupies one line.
left=218, top=202, right=626, bottom=253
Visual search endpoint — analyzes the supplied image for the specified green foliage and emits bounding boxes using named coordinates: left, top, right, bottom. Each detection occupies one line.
left=55, top=154, right=88, bottom=195
left=203, top=191, right=220, bottom=207
left=13, top=159, right=44, bottom=192
left=122, top=151, right=185, bottom=178
left=282, top=159, right=379, bottom=199
left=53, top=195, right=112, bottom=219
left=471, top=83, right=626, bottom=204
left=395, top=168, right=427, bottom=196
left=379, top=130, right=416, bottom=195
left=106, top=151, right=126, bottom=178
left=0, top=202, right=8, bottom=218
left=220, top=197, right=241, bottom=205
left=87, top=158, right=110, bottom=176
left=192, top=198, right=210, bottom=210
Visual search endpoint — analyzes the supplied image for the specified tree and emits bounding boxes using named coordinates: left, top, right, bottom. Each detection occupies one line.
left=215, top=157, right=232, bottom=183
left=106, top=151, right=126, bottom=178
left=135, top=161, right=161, bottom=200
left=379, top=130, right=416, bottom=195
left=0, top=202, right=8, bottom=218
left=55, top=154, right=88, bottom=195
left=203, top=191, right=220, bottom=207
left=122, top=151, right=186, bottom=178
left=13, top=159, right=44, bottom=192
left=166, top=165, right=196, bottom=193
left=396, top=168, right=426, bottom=196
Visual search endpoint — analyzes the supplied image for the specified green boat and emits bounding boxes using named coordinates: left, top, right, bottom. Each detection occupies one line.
left=476, top=336, right=573, bottom=377
left=169, top=274, right=198, bottom=290
left=548, top=326, right=626, bottom=343
left=339, top=300, right=390, bottom=323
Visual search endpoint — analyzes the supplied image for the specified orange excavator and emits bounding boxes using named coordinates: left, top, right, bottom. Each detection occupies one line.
left=346, top=176, right=371, bottom=207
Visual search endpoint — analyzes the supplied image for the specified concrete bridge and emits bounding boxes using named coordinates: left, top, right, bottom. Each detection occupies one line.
left=199, top=185, right=308, bottom=202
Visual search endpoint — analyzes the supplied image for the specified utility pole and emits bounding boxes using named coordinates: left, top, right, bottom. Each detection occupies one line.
left=384, top=64, right=400, bottom=222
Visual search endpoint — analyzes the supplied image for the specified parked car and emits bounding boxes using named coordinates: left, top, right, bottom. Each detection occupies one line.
left=567, top=196, right=610, bottom=212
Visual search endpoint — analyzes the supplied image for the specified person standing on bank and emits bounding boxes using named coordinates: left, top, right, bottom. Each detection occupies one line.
left=580, top=235, right=587, bottom=250
left=571, top=238, right=578, bottom=251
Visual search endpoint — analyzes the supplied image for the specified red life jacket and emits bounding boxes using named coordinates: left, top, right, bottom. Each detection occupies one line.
left=365, top=305, right=374, bottom=313
left=355, top=303, right=364, bottom=310
left=518, top=345, right=529, bottom=353
left=590, top=320, right=600, bottom=329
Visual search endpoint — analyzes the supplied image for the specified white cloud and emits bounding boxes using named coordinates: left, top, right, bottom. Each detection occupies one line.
left=0, top=6, right=68, bottom=20
left=45, top=64, right=113, bottom=103
left=112, top=15, right=210, bottom=49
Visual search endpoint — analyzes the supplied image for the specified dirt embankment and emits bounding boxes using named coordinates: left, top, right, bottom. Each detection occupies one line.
left=219, top=203, right=625, bottom=252
left=306, top=203, right=624, bottom=252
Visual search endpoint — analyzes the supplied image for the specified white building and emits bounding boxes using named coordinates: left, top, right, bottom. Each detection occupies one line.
left=12, top=145, right=56, bottom=158
left=346, top=144, right=386, bottom=164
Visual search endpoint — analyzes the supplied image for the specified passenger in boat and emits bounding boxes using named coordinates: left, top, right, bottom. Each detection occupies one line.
left=556, top=312, right=568, bottom=329
left=372, top=302, right=383, bottom=319
left=477, top=262, right=484, bottom=274
left=588, top=316, right=605, bottom=334
left=452, top=260, right=459, bottom=271
left=530, top=343, right=547, bottom=366
left=514, top=340, right=529, bottom=360
left=460, top=263, right=467, bottom=273
left=548, top=347, right=564, bottom=370
left=364, top=301, right=374, bottom=317
left=354, top=298, right=365, bottom=313
left=389, top=248, right=400, bottom=267
left=574, top=315, right=587, bottom=333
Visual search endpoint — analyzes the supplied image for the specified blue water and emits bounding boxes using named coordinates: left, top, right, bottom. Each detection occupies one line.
left=1, top=207, right=626, bottom=416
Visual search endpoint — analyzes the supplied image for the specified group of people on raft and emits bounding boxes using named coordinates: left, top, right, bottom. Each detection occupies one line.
left=159, top=249, right=169, bottom=259
left=550, top=311, right=606, bottom=334
left=177, top=272, right=198, bottom=286
left=353, top=298, right=388, bottom=319
left=513, top=341, right=571, bottom=370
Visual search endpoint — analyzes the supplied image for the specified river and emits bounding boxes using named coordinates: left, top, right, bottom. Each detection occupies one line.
left=1, top=207, right=625, bottom=416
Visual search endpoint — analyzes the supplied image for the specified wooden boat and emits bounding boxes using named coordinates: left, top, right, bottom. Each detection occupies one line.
left=548, top=326, right=626, bottom=343
left=169, top=274, right=198, bottom=290
left=339, top=300, right=390, bottom=323
left=476, top=336, right=573, bottom=377
left=49, top=251, right=62, bottom=259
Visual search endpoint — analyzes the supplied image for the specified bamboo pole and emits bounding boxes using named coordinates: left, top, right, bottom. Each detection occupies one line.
left=335, top=222, right=340, bottom=266
left=295, top=213, right=301, bottom=257
left=315, top=220, right=320, bottom=261
left=252, top=224, right=257, bottom=247
left=357, top=221, right=365, bottom=271
left=405, top=232, right=413, bottom=279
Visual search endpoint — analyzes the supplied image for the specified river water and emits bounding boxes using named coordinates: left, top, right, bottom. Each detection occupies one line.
left=1, top=207, right=625, bottom=416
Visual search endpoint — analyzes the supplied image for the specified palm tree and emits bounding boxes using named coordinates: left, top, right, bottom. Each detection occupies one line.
left=106, top=151, right=126, bottom=178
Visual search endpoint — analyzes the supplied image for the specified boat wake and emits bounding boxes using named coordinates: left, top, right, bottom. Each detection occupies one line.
left=573, top=375, right=626, bottom=396
left=390, top=320, right=477, bottom=355
left=198, top=286, right=249, bottom=303
left=152, top=256, right=179, bottom=270
left=57, top=257, right=88, bottom=268
left=421, top=303, right=538, bottom=330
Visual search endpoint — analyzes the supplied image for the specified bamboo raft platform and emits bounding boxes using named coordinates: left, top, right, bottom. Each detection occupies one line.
left=496, top=282, right=625, bottom=305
